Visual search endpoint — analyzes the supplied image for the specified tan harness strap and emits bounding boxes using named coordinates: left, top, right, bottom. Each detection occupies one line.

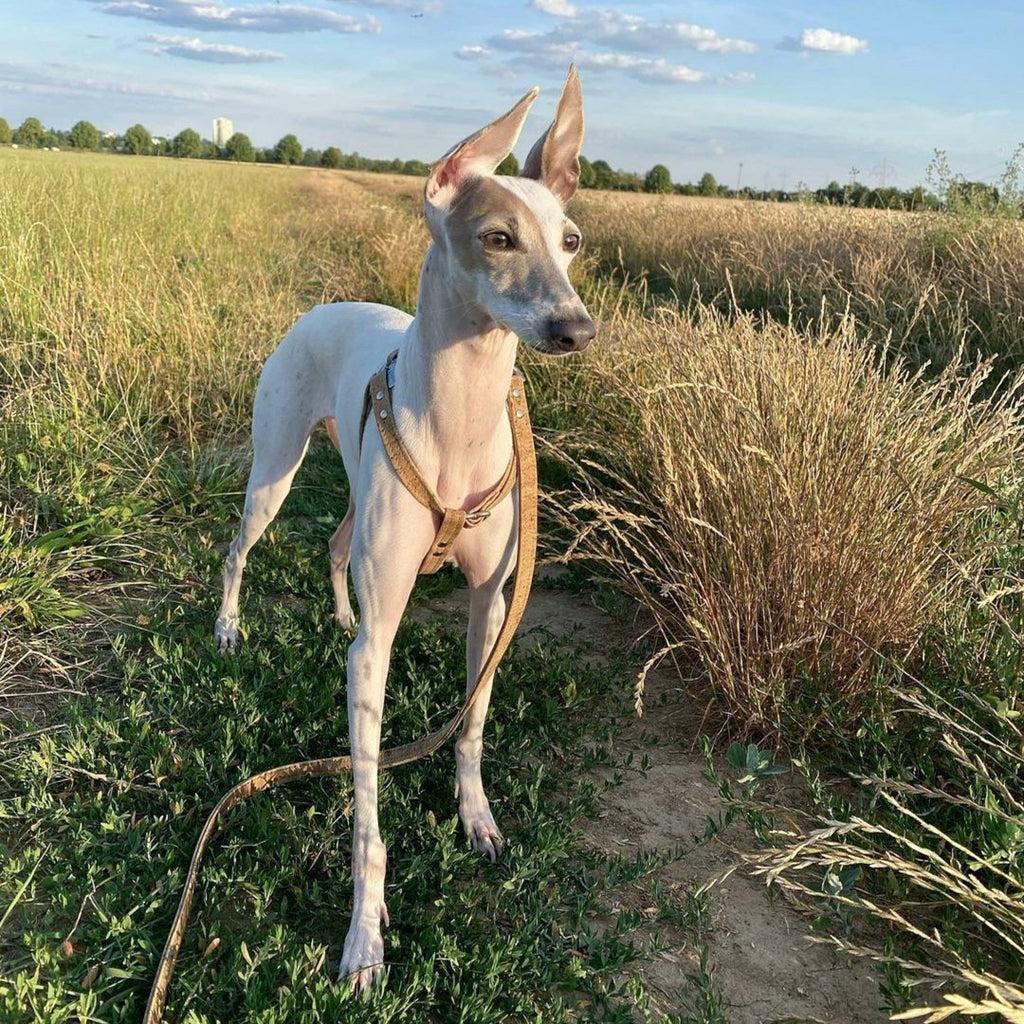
left=368, top=350, right=521, bottom=575
left=143, top=368, right=537, bottom=1024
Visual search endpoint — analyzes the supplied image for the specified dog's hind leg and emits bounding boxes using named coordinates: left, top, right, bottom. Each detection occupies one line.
left=329, top=502, right=357, bottom=635
left=215, top=396, right=316, bottom=652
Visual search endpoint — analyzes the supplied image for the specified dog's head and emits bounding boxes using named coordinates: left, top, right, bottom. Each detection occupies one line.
left=423, top=66, right=595, bottom=355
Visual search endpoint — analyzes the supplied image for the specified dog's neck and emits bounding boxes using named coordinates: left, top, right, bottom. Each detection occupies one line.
left=395, top=243, right=518, bottom=471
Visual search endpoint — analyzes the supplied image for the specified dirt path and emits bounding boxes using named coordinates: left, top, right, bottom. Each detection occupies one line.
left=416, top=569, right=888, bottom=1024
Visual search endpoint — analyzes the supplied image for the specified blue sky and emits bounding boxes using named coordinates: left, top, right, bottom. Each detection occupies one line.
left=1, top=0, right=1020, bottom=189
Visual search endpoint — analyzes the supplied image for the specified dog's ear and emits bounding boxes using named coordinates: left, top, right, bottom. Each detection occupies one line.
left=522, top=64, right=584, bottom=205
left=425, top=87, right=539, bottom=209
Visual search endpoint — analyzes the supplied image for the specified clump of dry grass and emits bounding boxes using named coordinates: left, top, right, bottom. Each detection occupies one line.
left=543, top=295, right=1023, bottom=735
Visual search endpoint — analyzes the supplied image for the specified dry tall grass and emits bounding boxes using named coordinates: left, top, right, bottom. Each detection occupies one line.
left=747, top=681, right=1024, bottom=1022
left=0, top=153, right=424, bottom=450
left=573, top=192, right=1024, bottom=374
left=543, top=293, right=1023, bottom=735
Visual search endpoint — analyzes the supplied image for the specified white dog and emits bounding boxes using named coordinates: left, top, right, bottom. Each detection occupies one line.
left=215, top=67, right=594, bottom=989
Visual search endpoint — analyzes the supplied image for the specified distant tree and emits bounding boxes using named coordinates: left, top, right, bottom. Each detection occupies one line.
left=643, top=164, right=673, bottom=194
left=124, top=123, right=153, bottom=155
left=590, top=158, right=616, bottom=190
left=615, top=171, right=643, bottom=192
left=577, top=154, right=596, bottom=188
left=13, top=116, right=45, bottom=147
left=172, top=128, right=202, bottom=159
left=274, top=134, right=303, bottom=165
left=321, top=146, right=342, bottom=169
left=68, top=120, right=100, bottom=151
left=224, top=132, right=255, bottom=162
left=905, top=185, right=928, bottom=210
left=302, top=147, right=322, bottom=167
left=402, top=158, right=429, bottom=177
left=820, top=180, right=843, bottom=205
left=698, top=171, right=718, bottom=197
left=0, top=117, right=10, bottom=145
left=495, top=152, right=519, bottom=176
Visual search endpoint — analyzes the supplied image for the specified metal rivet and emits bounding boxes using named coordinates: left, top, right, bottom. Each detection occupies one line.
left=380, top=409, right=388, bottom=419
left=512, top=388, right=520, bottom=398
left=376, top=390, right=384, bottom=400
left=515, top=409, right=524, bottom=418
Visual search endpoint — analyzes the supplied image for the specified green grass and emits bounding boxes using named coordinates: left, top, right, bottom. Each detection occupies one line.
left=0, top=439, right=710, bottom=1022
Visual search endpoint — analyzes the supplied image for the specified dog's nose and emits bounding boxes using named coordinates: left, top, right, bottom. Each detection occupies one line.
left=548, top=315, right=596, bottom=353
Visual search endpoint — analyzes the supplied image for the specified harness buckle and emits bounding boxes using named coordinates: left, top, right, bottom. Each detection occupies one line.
left=463, top=510, right=492, bottom=527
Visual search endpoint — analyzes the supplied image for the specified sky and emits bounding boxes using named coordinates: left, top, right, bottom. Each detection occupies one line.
left=1, top=0, right=1021, bottom=190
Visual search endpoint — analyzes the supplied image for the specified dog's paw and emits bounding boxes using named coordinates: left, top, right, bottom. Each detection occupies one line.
left=214, top=614, right=239, bottom=652
left=459, top=795, right=505, bottom=862
left=334, top=609, right=357, bottom=638
left=468, top=820, right=505, bottom=862
left=338, top=903, right=388, bottom=994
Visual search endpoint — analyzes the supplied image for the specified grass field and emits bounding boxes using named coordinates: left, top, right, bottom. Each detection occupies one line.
left=2, top=148, right=1023, bottom=1022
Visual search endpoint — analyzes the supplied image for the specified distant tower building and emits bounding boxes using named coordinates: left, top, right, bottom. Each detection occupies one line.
left=213, top=117, right=234, bottom=148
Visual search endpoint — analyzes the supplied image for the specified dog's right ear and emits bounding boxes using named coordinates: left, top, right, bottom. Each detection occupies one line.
left=522, top=64, right=584, bottom=205
left=425, top=87, right=539, bottom=211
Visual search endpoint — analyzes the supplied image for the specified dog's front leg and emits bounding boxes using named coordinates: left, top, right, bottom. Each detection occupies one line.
left=338, top=501, right=426, bottom=992
left=339, top=623, right=394, bottom=992
left=456, top=518, right=517, bottom=861
left=456, top=583, right=507, bottom=860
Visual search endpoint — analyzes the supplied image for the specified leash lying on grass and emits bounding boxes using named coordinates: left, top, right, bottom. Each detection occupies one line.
left=144, top=373, right=537, bottom=1024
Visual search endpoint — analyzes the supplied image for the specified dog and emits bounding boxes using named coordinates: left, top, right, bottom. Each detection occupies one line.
left=214, top=66, right=595, bottom=990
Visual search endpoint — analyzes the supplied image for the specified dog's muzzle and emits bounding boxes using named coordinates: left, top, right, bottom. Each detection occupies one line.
left=546, top=313, right=596, bottom=353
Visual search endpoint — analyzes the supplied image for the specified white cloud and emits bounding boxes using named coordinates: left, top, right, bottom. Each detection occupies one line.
left=455, top=44, right=492, bottom=61
left=146, top=33, right=284, bottom=62
left=578, top=52, right=707, bottom=84
left=530, top=0, right=577, bottom=16
left=478, top=5, right=762, bottom=88
left=495, top=7, right=755, bottom=56
left=487, top=34, right=713, bottom=85
left=87, top=0, right=382, bottom=35
left=796, top=27, right=868, bottom=55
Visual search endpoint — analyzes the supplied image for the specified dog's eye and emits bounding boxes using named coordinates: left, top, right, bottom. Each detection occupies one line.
left=563, top=233, right=581, bottom=253
left=482, top=231, right=513, bottom=251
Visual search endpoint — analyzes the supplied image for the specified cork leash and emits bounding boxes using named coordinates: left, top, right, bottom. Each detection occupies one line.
left=143, top=366, right=537, bottom=1023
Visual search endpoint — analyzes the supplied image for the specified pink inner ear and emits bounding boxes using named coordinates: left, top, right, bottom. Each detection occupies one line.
left=433, top=156, right=459, bottom=193
left=431, top=144, right=475, bottom=198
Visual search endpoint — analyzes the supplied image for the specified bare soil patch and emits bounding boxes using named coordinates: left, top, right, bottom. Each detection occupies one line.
left=415, top=567, right=888, bottom=1023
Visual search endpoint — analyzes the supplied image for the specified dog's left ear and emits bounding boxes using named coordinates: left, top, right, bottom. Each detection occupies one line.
left=522, top=64, right=584, bottom=205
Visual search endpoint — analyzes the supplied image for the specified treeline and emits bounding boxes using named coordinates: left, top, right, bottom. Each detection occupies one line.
left=2, top=114, right=1019, bottom=215
left=620, top=162, right=1016, bottom=213
left=0, top=115, right=433, bottom=176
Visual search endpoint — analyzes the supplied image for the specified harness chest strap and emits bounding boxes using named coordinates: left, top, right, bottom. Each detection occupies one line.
left=366, top=351, right=521, bottom=575
left=142, top=367, right=538, bottom=1024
